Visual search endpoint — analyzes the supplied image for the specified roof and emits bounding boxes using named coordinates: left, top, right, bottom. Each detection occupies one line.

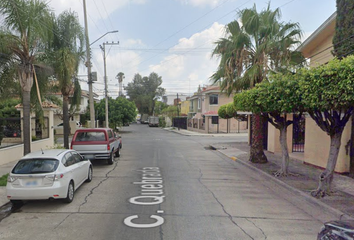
left=22, top=149, right=70, bottom=159
left=297, top=12, right=336, bottom=58
left=203, top=110, right=219, bottom=116
left=15, top=101, right=59, bottom=109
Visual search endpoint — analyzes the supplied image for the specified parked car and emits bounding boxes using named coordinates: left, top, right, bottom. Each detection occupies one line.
left=2, top=126, right=21, bottom=137
left=6, top=149, right=92, bottom=204
left=71, top=128, right=121, bottom=165
left=317, top=220, right=354, bottom=239
left=148, top=116, right=159, bottom=127
left=54, top=121, right=82, bottom=135
left=55, top=121, right=82, bottom=129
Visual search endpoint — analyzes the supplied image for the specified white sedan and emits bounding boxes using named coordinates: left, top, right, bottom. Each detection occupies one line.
left=7, top=149, right=92, bottom=204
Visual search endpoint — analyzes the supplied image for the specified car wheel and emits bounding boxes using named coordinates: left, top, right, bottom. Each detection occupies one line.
left=107, top=152, right=114, bottom=165
left=10, top=200, right=23, bottom=206
left=63, top=181, right=74, bottom=203
left=85, top=166, right=93, bottom=182
left=115, top=147, right=121, bottom=157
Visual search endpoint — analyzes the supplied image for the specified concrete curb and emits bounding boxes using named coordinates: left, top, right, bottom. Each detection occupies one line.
left=212, top=145, right=354, bottom=221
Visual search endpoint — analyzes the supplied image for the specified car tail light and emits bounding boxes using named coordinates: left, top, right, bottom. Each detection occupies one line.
left=7, top=175, right=18, bottom=183
left=107, top=144, right=110, bottom=151
left=50, top=174, right=64, bottom=181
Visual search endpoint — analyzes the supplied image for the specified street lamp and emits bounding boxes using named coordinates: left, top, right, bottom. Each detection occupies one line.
left=82, top=0, right=118, bottom=128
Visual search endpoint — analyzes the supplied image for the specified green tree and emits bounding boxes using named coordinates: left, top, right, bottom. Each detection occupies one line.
left=125, top=73, right=165, bottom=115
left=49, top=10, right=84, bottom=149
left=154, top=101, right=168, bottom=115
left=96, top=97, right=136, bottom=129
left=332, top=0, right=354, bottom=176
left=234, top=74, right=303, bottom=176
left=211, top=4, right=303, bottom=163
left=0, top=0, right=52, bottom=155
left=161, top=105, right=179, bottom=120
left=300, top=56, right=354, bottom=198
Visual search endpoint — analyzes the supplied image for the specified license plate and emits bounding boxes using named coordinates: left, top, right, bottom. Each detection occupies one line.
left=85, top=155, right=94, bottom=160
left=25, top=180, right=38, bottom=186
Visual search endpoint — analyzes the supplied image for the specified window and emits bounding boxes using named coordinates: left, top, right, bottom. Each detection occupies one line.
left=198, top=98, right=201, bottom=109
left=13, top=159, right=59, bottom=174
left=72, top=152, right=82, bottom=163
left=209, top=94, right=218, bottom=105
left=108, top=130, right=113, bottom=139
left=63, top=153, right=75, bottom=167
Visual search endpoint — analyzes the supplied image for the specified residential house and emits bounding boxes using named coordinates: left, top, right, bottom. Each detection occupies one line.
left=180, top=98, right=190, bottom=116
left=50, top=88, right=99, bottom=131
left=187, top=85, right=247, bottom=134
left=267, top=12, right=350, bottom=173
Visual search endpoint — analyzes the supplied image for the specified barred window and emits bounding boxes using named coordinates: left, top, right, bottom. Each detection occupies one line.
left=209, top=94, right=218, bottom=105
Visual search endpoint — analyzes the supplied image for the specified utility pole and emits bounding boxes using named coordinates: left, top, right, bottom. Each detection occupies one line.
left=177, top=93, right=180, bottom=130
left=100, top=41, right=119, bottom=128
left=177, top=93, right=179, bottom=117
left=83, top=0, right=95, bottom=128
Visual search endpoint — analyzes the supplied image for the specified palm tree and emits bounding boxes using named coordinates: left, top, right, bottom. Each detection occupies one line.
left=211, top=4, right=302, bottom=163
left=49, top=10, right=85, bottom=149
left=0, top=0, right=52, bottom=155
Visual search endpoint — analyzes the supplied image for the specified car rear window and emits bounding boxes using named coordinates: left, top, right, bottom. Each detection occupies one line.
left=12, top=159, right=59, bottom=174
left=75, top=131, right=106, bottom=141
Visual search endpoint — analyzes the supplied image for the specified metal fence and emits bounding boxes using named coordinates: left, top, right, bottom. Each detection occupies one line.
left=0, top=117, right=49, bottom=149
left=173, top=117, right=187, bottom=129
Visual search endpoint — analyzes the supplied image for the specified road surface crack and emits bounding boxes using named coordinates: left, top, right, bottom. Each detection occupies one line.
left=79, top=160, right=119, bottom=211
left=55, top=160, right=119, bottom=229
left=245, top=218, right=267, bottom=239
left=197, top=168, right=255, bottom=240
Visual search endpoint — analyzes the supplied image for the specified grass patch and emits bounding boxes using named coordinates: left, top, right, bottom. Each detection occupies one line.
left=0, top=173, right=8, bottom=186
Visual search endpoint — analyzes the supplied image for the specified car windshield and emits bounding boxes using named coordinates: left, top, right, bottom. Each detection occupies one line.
left=12, top=159, right=59, bottom=174
left=75, top=131, right=106, bottom=141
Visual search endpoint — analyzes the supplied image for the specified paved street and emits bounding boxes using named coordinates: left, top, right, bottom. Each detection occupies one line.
left=0, top=124, right=339, bottom=239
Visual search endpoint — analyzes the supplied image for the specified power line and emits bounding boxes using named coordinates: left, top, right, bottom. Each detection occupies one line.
left=120, top=0, right=238, bottom=69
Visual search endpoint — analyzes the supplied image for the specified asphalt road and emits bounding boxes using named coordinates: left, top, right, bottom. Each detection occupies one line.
left=0, top=124, right=336, bottom=239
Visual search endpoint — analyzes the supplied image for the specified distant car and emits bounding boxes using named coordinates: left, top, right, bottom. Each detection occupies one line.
left=55, top=121, right=82, bottom=128
left=6, top=149, right=92, bottom=204
left=317, top=220, right=354, bottom=239
left=2, top=126, right=21, bottom=137
left=54, top=121, right=82, bottom=135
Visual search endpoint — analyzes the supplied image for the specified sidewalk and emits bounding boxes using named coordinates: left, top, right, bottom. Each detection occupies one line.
left=168, top=128, right=354, bottom=220
left=164, top=127, right=248, bottom=137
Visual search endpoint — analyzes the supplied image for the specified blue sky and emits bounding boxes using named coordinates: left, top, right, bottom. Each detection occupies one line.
left=48, top=0, right=336, bottom=98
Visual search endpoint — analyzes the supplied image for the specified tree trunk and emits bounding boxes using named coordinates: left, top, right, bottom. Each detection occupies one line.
left=311, top=131, right=342, bottom=198
left=63, top=95, right=70, bottom=149
left=250, top=113, right=268, bottom=163
left=350, top=114, right=354, bottom=176
left=19, top=67, right=33, bottom=156
left=276, top=125, right=290, bottom=176
left=22, top=89, right=31, bottom=155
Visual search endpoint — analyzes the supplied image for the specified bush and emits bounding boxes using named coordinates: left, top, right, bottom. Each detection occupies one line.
left=0, top=173, right=8, bottom=186
left=159, top=116, right=166, bottom=128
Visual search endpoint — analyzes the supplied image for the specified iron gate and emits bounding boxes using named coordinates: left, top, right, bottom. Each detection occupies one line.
left=292, top=115, right=305, bottom=152
left=173, top=117, right=187, bottom=129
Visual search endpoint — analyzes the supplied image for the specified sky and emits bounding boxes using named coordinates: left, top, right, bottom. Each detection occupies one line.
left=47, top=0, right=336, bottom=99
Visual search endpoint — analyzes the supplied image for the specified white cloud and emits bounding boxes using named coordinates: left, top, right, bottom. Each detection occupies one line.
left=48, top=0, right=147, bottom=20
left=147, top=22, right=224, bottom=95
left=176, top=0, right=221, bottom=7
